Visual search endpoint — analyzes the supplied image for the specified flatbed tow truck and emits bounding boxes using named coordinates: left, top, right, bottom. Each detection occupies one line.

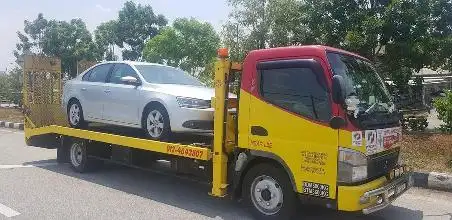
left=23, top=46, right=413, bottom=219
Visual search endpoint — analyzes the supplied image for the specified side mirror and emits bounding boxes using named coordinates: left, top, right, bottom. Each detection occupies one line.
left=332, top=75, right=346, bottom=105
left=121, top=76, right=140, bottom=86
left=329, top=116, right=346, bottom=129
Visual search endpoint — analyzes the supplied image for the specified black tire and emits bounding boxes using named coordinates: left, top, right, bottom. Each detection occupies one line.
left=242, top=163, right=297, bottom=220
left=67, top=99, right=86, bottom=128
left=69, top=139, right=102, bottom=173
left=142, top=104, right=171, bottom=140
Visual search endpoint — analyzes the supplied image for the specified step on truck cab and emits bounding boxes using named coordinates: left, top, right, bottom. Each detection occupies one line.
left=24, top=45, right=413, bottom=219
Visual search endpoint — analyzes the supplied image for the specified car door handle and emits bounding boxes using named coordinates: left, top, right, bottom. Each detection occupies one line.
left=81, top=88, right=87, bottom=91
left=104, top=89, right=111, bottom=93
left=251, top=126, right=268, bottom=136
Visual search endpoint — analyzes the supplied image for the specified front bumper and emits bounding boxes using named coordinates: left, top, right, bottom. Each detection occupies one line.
left=337, top=172, right=413, bottom=214
left=170, top=107, right=214, bottom=133
left=361, top=172, right=414, bottom=214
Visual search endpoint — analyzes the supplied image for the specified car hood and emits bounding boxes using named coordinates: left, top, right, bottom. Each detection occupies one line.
left=147, top=84, right=237, bottom=100
left=148, top=84, right=215, bottom=100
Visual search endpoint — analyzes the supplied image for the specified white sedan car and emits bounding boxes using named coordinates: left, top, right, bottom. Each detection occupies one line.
left=62, top=61, right=216, bottom=140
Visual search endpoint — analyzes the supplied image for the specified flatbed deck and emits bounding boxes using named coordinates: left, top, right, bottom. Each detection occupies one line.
left=26, top=125, right=212, bottom=161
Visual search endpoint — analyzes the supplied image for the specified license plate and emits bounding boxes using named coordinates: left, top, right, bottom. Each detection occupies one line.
left=388, top=188, right=395, bottom=198
left=396, top=183, right=407, bottom=194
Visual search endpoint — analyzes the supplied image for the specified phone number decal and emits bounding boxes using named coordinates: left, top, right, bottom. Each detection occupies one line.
left=167, top=144, right=204, bottom=159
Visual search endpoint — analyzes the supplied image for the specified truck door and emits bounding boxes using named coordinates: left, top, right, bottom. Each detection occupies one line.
left=247, top=58, right=339, bottom=199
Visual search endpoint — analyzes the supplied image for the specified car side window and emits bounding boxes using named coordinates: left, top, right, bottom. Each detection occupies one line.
left=87, top=64, right=112, bottom=83
left=108, top=64, right=139, bottom=84
left=82, top=70, right=92, bottom=81
left=259, top=63, right=331, bottom=122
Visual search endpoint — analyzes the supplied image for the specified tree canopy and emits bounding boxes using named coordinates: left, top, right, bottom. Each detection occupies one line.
left=94, top=20, right=118, bottom=61
left=114, top=1, right=168, bottom=61
left=12, top=0, right=452, bottom=88
left=223, top=0, right=452, bottom=90
left=14, top=13, right=103, bottom=77
left=143, top=18, right=220, bottom=84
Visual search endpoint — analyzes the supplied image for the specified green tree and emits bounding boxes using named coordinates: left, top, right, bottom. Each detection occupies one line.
left=223, top=0, right=303, bottom=60
left=434, top=91, right=452, bottom=133
left=0, top=67, right=23, bottom=106
left=14, top=13, right=48, bottom=58
left=14, top=14, right=104, bottom=77
left=94, top=20, right=118, bottom=61
left=42, top=19, right=103, bottom=77
left=224, top=0, right=452, bottom=93
left=143, top=18, right=220, bottom=85
left=0, top=75, right=9, bottom=101
left=115, top=1, right=167, bottom=61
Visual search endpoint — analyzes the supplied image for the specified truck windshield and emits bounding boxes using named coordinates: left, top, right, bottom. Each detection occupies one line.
left=327, top=52, right=394, bottom=117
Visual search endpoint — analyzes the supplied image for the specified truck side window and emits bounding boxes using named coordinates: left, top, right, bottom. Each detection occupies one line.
left=259, top=66, right=331, bottom=122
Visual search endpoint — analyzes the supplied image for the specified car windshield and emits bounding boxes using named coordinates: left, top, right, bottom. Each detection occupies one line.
left=327, top=52, right=394, bottom=116
left=135, top=65, right=203, bottom=86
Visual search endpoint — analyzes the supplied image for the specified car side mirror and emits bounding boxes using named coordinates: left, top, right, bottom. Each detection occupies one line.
left=121, top=76, right=140, bottom=86
left=332, top=75, right=346, bottom=105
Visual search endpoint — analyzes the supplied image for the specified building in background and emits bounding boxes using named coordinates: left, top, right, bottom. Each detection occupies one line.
left=386, top=68, right=452, bottom=109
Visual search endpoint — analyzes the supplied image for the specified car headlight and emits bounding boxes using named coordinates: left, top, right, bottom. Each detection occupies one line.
left=176, top=97, right=210, bottom=109
left=338, top=147, right=367, bottom=183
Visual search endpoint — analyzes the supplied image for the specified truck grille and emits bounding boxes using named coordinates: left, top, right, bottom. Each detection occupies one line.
left=367, top=149, right=399, bottom=180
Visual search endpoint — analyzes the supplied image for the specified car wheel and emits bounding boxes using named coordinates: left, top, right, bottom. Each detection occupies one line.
left=67, top=100, right=85, bottom=128
left=243, top=163, right=297, bottom=220
left=143, top=104, right=171, bottom=140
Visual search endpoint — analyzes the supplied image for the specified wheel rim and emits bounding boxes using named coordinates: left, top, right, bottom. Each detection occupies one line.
left=70, top=142, right=83, bottom=167
left=69, top=103, right=80, bottom=125
left=250, top=175, right=284, bottom=215
left=146, top=110, right=164, bottom=138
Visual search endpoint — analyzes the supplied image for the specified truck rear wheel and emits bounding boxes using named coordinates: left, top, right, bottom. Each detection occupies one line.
left=69, top=140, right=101, bottom=172
left=242, top=163, right=297, bottom=220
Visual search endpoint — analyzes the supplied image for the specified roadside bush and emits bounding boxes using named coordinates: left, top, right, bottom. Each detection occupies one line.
left=402, top=116, right=428, bottom=131
left=0, top=67, right=23, bottom=107
left=433, top=91, right=452, bottom=134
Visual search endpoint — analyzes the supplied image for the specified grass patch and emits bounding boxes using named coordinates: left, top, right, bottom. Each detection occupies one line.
left=0, top=108, right=23, bottom=123
left=399, top=133, right=452, bottom=174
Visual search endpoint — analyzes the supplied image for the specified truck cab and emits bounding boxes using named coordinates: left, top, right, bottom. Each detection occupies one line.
left=233, top=45, right=412, bottom=217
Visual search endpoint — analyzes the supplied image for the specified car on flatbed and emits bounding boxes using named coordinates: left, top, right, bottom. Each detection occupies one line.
left=63, top=61, right=216, bottom=140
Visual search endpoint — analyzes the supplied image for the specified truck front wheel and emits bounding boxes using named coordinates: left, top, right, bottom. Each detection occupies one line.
left=242, top=163, right=297, bottom=220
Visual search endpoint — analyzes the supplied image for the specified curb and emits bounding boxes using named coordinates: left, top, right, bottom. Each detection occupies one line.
left=413, top=171, right=452, bottom=192
left=0, top=121, right=24, bottom=130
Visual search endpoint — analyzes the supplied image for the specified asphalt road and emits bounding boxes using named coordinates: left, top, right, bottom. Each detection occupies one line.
left=1, top=127, right=451, bottom=220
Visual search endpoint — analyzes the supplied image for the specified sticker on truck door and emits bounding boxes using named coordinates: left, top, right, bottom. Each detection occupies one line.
left=351, top=131, right=363, bottom=146
left=365, top=130, right=378, bottom=155
left=365, top=127, right=402, bottom=155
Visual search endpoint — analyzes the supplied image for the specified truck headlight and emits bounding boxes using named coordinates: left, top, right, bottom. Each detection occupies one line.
left=338, top=147, right=367, bottom=183
left=176, top=97, right=210, bottom=109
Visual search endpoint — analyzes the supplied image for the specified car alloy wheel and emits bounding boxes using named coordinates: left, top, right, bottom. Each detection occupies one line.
left=146, top=109, right=165, bottom=138
left=69, top=103, right=81, bottom=126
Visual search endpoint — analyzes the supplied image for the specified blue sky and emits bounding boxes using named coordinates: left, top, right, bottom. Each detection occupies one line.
left=0, top=0, right=229, bottom=71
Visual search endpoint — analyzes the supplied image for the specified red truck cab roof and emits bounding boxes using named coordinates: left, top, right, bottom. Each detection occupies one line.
left=245, top=45, right=369, bottom=63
